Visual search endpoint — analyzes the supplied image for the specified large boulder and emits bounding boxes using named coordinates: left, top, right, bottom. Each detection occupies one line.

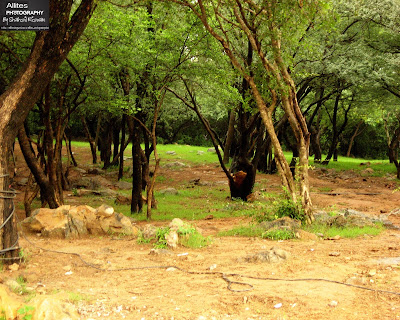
left=20, top=205, right=138, bottom=238
left=0, top=285, right=79, bottom=320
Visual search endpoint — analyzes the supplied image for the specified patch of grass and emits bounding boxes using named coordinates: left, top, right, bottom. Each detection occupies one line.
left=303, top=223, right=384, bottom=238
left=218, top=225, right=265, bottom=237
left=17, top=305, right=35, bottom=320
left=68, top=292, right=91, bottom=304
left=312, top=157, right=396, bottom=176
left=261, top=229, right=296, bottom=240
left=219, top=225, right=295, bottom=240
left=154, top=227, right=170, bottom=249
left=180, top=231, right=211, bottom=248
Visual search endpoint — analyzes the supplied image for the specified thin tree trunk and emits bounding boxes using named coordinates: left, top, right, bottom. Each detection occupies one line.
left=131, top=120, right=143, bottom=214
left=346, top=120, right=364, bottom=157
left=223, top=107, right=236, bottom=164
left=17, top=127, right=61, bottom=208
left=118, top=114, right=127, bottom=180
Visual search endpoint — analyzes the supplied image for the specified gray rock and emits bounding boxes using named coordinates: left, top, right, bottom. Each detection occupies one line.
left=163, top=161, right=187, bottom=168
left=159, top=187, right=179, bottom=195
left=141, top=224, right=157, bottom=239
left=166, top=151, right=177, bottom=155
left=20, top=204, right=137, bottom=238
left=244, top=247, right=290, bottom=263
left=115, top=181, right=132, bottom=190
left=259, top=217, right=301, bottom=232
left=207, top=148, right=216, bottom=153
left=77, top=188, right=117, bottom=198
left=197, top=151, right=205, bottom=155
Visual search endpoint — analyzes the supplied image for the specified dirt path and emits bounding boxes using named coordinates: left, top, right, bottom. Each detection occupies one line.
left=7, top=145, right=400, bottom=319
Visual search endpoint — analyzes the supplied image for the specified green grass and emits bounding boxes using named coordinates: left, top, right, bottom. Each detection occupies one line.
left=303, top=223, right=384, bottom=238
left=218, top=225, right=265, bottom=237
left=70, top=142, right=221, bottom=166
left=219, top=221, right=384, bottom=240
left=311, top=156, right=396, bottom=176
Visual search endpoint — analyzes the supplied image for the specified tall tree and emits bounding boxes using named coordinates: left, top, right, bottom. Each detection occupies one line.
left=170, top=0, right=323, bottom=223
left=0, top=0, right=96, bottom=261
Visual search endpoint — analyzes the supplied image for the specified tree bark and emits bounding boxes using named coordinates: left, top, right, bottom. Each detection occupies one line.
left=346, top=120, right=364, bottom=157
left=131, top=120, right=143, bottom=214
left=223, top=108, right=237, bottom=164
left=17, top=126, right=61, bottom=209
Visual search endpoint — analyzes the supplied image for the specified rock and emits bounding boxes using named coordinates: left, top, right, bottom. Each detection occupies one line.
left=244, top=247, right=290, bottom=263
left=295, top=230, right=319, bottom=240
left=115, top=181, right=132, bottom=190
left=345, top=276, right=368, bottom=286
left=362, top=168, right=374, bottom=174
left=0, top=286, right=21, bottom=319
left=163, top=161, right=187, bottom=168
left=329, top=252, right=341, bottom=257
left=76, top=188, right=118, bottom=198
left=197, top=151, right=205, bottom=155
left=259, top=217, right=301, bottom=232
left=0, top=285, right=79, bottom=320
left=5, top=279, right=21, bottom=291
left=166, top=151, right=177, bottom=155
left=142, top=224, right=157, bottom=239
left=159, top=188, right=179, bottom=195
left=169, top=218, right=185, bottom=230
left=149, top=249, right=173, bottom=256
left=327, top=215, right=347, bottom=227
left=115, top=195, right=131, bottom=205
left=326, top=235, right=341, bottom=240
left=8, top=263, right=19, bottom=272
left=96, top=204, right=114, bottom=217
left=328, top=301, right=338, bottom=307
left=20, top=204, right=136, bottom=238
left=33, top=296, right=79, bottom=319
left=165, top=230, right=179, bottom=249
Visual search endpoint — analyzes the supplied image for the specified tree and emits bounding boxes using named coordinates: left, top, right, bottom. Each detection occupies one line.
left=169, top=0, right=323, bottom=223
left=0, top=0, right=96, bottom=262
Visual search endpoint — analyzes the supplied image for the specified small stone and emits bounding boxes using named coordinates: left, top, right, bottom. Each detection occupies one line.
left=329, top=252, right=341, bottom=257
left=8, top=263, right=19, bottom=271
left=96, top=204, right=114, bottom=217
left=159, top=188, right=179, bottom=195
left=274, top=303, right=282, bottom=309
left=368, top=269, right=377, bottom=276
left=166, top=267, right=177, bottom=272
left=166, top=151, right=177, bottom=155
left=329, top=300, right=338, bottom=307
left=209, top=264, right=217, bottom=271
left=326, top=235, right=341, bottom=240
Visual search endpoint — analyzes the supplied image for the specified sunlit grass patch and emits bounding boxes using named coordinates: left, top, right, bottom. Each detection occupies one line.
left=303, top=222, right=384, bottom=238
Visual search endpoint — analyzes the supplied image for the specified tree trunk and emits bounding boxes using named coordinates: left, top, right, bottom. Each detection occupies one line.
left=118, top=114, right=127, bottom=180
left=131, top=120, right=143, bottom=213
left=81, top=115, right=98, bottom=164
left=388, top=123, right=400, bottom=179
left=223, top=107, right=236, bottom=164
left=0, top=139, right=19, bottom=261
left=346, top=120, right=364, bottom=157
left=17, top=126, right=61, bottom=208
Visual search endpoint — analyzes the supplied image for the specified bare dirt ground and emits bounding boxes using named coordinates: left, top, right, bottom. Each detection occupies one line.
left=6, top=144, right=400, bottom=319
